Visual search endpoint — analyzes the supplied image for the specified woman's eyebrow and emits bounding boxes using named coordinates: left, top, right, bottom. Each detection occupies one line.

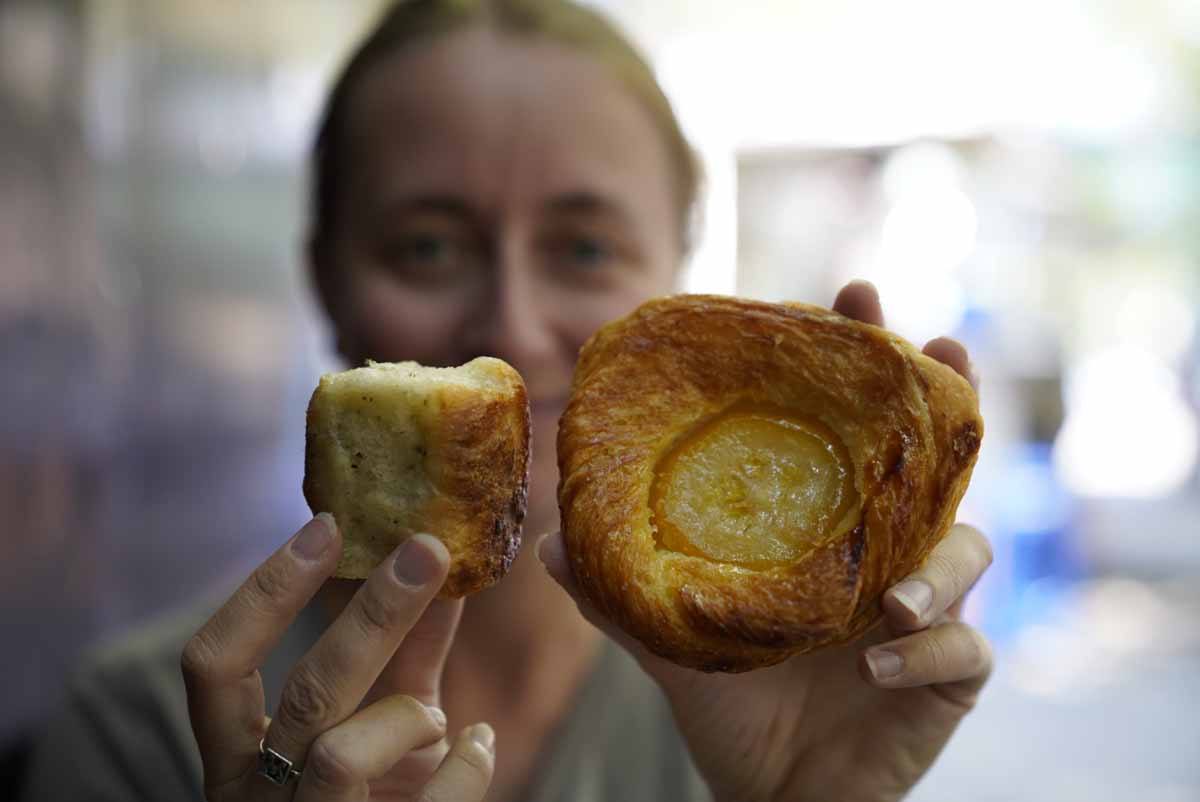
left=372, top=194, right=479, bottom=224
left=544, top=192, right=632, bottom=226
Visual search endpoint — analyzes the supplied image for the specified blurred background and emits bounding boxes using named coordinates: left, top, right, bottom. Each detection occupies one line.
left=2, top=0, right=1198, bottom=799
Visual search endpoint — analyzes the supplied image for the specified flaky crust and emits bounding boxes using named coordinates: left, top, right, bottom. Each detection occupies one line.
left=304, top=358, right=530, bottom=598
left=557, top=295, right=982, bottom=671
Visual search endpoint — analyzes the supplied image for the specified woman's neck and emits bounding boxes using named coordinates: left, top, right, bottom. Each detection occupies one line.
left=441, top=537, right=600, bottom=802
left=447, top=538, right=600, bottom=707
left=314, top=523, right=601, bottom=713
left=315, top=525, right=602, bottom=802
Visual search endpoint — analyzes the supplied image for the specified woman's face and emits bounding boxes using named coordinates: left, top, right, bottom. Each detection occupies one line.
left=317, top=27, right=682, bottom=534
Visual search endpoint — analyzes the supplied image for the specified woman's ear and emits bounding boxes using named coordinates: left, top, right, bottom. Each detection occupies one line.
left=307, top=234, right=358, bottom=365
left=307, top=234, right=337, bottom=317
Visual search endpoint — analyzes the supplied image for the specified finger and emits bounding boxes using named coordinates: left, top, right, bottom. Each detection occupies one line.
left=859, top=621, right=993, bottom=700
left=181, top=514, right=340, bottom=787
left=832, top=279, right=885, bottom=326
left=923, top=336, right=978, bottom=391
left=418, top=724, right=496, bottom=802
left=537, top=531, right=647, bottom=655
left=291, top=694, right=447, bottom=802
left=267, top=534, right=449, bottom=769
left=537, top=532, right=694, bottom=689
left=370, top=597, right=464, bottom=707
left=882, top=523, right=992, bottom=632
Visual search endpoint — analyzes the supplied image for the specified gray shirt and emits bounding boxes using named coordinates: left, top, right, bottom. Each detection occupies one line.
left=20, top=597, right=711, bottom=801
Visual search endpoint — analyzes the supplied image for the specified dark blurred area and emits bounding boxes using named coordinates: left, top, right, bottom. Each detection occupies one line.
left=0, top=0, right=351, bottom=793
left=3, top=1, right=1199, bottom=800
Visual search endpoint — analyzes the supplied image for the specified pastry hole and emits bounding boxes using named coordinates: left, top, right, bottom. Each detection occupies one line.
left=650, top=406, right=859, bottom=567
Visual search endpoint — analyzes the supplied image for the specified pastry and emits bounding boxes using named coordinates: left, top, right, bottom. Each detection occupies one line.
left=304, top=357, right=530, bottom=597
left=557, top=295, right=982, bottom=671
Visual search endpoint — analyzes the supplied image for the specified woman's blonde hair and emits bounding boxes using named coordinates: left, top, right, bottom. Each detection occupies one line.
left=310, top=0, right=700, bottom=254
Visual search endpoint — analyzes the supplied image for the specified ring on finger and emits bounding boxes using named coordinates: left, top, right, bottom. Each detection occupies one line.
left=257, top=738, right=304, bottom=786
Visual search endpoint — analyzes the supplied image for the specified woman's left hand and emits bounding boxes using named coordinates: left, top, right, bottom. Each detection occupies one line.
left=539, top=280, right=993, bottom=802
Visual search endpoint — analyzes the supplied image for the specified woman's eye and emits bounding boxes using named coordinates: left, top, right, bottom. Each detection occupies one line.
left=394, top=234, right=454, bottom=266
left=563, top=236, right=612, bottom=268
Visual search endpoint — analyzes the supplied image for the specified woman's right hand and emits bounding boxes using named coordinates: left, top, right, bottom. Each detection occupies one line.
left=181, top=513, right=494, bottom=801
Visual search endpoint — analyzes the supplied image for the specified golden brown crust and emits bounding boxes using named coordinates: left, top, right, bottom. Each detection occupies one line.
left=304, top=358, right=530, bottom=598
left=557, top=295, right=982, bottom=671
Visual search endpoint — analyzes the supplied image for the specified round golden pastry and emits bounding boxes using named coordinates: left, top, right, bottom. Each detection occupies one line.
left=557, top=295, right=983, bottom=672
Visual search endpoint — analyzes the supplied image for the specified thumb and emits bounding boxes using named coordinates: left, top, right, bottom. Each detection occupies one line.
left=534, top=531, right=614, bottom=637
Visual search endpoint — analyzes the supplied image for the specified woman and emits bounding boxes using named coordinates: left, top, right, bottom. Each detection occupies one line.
left=22, top=1, right=993, bottom=800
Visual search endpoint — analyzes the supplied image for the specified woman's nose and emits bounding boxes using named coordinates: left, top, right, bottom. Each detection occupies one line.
left=469, top=259, right=559, bottom=380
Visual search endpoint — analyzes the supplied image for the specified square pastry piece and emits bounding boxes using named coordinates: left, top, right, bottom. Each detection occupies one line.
left=304, top=358, right=530, bottom=597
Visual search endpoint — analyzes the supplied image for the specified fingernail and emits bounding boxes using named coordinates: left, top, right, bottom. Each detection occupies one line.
left=426, top=705, right=446, bottom=728
left=848, top=278, right=877, bottom=293
left=892, top=580, right=933, bottom=621
left=866, top=649, right=904, bottom=681
left=469, top=723, right=495, bottom=753
left=292, top=514, right=336, bottom=560
left=393, top=534, right=446, bottom=587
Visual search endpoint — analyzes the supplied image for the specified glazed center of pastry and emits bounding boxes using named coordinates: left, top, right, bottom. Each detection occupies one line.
left=652, top=408, right=857, bottom=566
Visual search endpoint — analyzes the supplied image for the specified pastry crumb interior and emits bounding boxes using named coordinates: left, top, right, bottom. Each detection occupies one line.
left=651, top=406, right=859, bottom=567
left=319, top=369, right=435, bottom=545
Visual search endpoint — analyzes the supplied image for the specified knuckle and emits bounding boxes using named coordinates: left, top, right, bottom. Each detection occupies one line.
left=277, top=666, right=339, bottom=732
left=971, top=532, right=995, bottom=571
left=919, top=630, right=950, bottom=673
left=306, top=734, right=358, bottom=790
left=249, top=561, right=291, bottom=608
left=391, top=694, right=430, bottom=722
left=955, top=523, right=994, bottom=569
left=964, top=627, right=994, bottom=676
left=180, top=631, right=221, bottom=684
left=352, top=584, right=403, bottom=638
left=926, top=551, right=967, bottom=599
left=451, top=741, right=493, bottom=779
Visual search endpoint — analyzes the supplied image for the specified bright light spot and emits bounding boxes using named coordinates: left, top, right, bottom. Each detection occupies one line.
left=868, top=272, right=967, bottom=347
left=1054, top=347, right=1198, bottom=498
left=851, top=144, right=976, bottom=343
left=1009, top=623, right=1114, bottom=698
left=681, top=143, right=738, bottom=295
left=1167, top=0, right=1200, bottom=46
left=656, top=35, right=739, bottom=296
left=878, top=142, right=968, bottom=202
left=650, top=1, right=1171, bottom=149
left=880, top=188, right=978, bottom=273
left=1078, top=578, right=1168, bottom=654
left=1115, top=284, right=1195, bottom=364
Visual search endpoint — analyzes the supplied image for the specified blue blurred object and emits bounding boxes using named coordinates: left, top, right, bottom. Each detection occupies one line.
left=976, top=442, right=1081, bottom=644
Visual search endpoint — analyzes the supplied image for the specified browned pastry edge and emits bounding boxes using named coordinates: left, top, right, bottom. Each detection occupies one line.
left=557, top=295, right=982, bottom=671
left=422, top=378, right=531, bottom=596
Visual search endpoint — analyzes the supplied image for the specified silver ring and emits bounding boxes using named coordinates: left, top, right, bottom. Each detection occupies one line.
left=257, top=738, right=303, bottom=786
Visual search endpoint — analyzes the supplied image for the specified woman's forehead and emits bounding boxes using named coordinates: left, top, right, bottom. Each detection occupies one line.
left=339, top=27, right=676, bottom=222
